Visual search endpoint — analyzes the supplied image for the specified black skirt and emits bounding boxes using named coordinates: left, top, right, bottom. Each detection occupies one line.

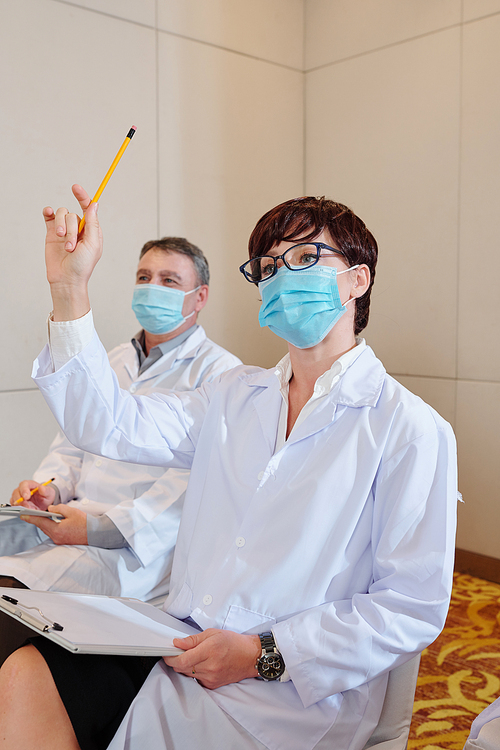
left=28, top=636, right=159, bottom=750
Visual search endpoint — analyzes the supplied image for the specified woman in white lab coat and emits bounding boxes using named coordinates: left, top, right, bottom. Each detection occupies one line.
left=0, top=192, right=457, bottom=750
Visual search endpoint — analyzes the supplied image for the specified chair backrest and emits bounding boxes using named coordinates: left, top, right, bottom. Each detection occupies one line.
left=362, top=654, right=421, bottom=750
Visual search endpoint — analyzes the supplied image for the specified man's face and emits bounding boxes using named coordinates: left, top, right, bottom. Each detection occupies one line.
left=136, top=248, right=200, bottom=318
left=135, top=248, right=208, bottom=339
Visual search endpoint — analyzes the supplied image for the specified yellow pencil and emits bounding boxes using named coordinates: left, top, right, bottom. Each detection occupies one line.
left=78, top=126, right=137, bottom=233
left=15, top=478, right=56, bottom=505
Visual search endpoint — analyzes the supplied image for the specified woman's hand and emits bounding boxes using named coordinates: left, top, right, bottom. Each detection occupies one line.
left=163, top=629, right=261, bottom=690
left=44, top=184, right=103, bottom=321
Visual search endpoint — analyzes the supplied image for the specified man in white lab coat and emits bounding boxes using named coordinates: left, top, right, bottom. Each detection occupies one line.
left=0, top=236, right=240, bottom=602
left=0, top=189, right=458, bottom=750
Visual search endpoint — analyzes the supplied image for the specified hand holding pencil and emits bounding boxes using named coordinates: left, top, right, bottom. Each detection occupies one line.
left=10, top=478, right=56, bottom=510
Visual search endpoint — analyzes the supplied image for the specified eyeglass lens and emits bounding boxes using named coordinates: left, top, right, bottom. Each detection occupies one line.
left=244, top=244, right=334, bottom=283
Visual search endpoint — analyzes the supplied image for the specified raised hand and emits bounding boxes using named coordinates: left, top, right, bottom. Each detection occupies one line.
left=44, top=184, right=103, bottom=321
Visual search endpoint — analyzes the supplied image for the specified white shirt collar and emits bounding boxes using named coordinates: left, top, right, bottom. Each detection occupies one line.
left=274, top=338, right=366, bottom=396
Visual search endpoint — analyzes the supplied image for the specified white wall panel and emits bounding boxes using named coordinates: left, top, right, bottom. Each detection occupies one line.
left=305, top=0, right=461, bottom=69
left=463, top=0, right=500, bottom=21
left=455, top=380, right=500, bottom=558
left=306, top=29, right=460, bottom=378
left=0, top=0, right=158, bottom=393
left=157, top=35, right=303, bottom=367
left=459, top=15, right=500, bottom=380
left=0, top=390, right=58, bottom=502
left=52, top=0, right=156, bottom=26
left=158, top=0, right=304, bottom=69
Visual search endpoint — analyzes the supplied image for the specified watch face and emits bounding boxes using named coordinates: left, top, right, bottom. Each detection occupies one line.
left=258, top=653, right=285, bottom=680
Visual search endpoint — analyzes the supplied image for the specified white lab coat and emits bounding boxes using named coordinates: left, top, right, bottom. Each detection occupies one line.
left=0, top=327, right=240, bottom=600
left=32, top=333, right=457, bottom=750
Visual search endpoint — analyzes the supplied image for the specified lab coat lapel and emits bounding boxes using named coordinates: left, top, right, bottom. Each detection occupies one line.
left=284, top=398, right=338, bottom=447
left=129, top=327, right=206, bottom=384
left=121, top=346, right=140, bottom=382
left=282, top=346, right=386, bottom=448
left=240, top=369, right=282, bottom=455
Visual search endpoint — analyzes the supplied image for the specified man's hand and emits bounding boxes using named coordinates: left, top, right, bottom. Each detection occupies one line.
left=163, top=629, right=261, bottom=690
left=10, top=480, right=56, bottom=511
left=44, top=184, right=103, bottom=322
left=20, top=505, right=88, bottom=546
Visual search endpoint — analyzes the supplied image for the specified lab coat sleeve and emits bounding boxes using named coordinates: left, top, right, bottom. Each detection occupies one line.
left=105, top=469, right=188, bottom=567
left=32, top=430, right=84, bottom=504
left=32, top=332, right=211, bottom=470
left=102, top=349, right=238, bottom=567
left=273, top=419, right=457, bottom=709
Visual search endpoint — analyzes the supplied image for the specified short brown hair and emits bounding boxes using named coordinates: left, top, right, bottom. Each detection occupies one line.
left=248, top=197, right=378, bottom=335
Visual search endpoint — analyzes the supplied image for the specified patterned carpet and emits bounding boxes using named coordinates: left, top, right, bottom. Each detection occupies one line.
left=408, top=572, right=500, bottom=749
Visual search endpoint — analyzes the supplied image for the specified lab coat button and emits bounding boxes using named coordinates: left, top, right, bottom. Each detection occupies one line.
left=81, top=498, right=90, bottom=505
left=257, top=471, right=264, bottom=480
left=203, top=595, right=213, bottom=606
left=95, top=459, right=103, bottom=467
left=236, top=537, right=245, bottom=548
left=129, top=385, right=137, bottom=393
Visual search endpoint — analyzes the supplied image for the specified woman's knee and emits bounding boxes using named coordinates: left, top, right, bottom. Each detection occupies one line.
left=0, top=644, right=53, bottom=697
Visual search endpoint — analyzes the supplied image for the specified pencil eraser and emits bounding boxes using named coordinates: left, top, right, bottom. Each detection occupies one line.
left=127, top=126, right=137, bottom=139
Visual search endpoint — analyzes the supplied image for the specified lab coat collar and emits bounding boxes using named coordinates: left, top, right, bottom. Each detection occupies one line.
left=239, top=345, right=385, bottom=409
left=238, top=346, right=386, bottom=451
left=124, top=326, right=208, bottom=382
left=335, top=345, right=386, bottom=408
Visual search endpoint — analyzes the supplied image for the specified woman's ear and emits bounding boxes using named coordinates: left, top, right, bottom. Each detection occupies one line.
left=351, top=265, right=370, bottom=297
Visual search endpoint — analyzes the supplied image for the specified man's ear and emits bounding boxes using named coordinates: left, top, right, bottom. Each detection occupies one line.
left=195, top=285, right=209, bottom=312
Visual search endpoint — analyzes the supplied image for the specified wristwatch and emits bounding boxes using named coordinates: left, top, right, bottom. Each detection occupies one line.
left=256, top=631, right=286, bottom=681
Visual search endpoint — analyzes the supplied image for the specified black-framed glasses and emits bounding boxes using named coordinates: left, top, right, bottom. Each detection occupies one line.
left=239, top=243, right=346, bottom=284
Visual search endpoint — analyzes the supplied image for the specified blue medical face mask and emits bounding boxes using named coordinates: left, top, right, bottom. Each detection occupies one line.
left=258, top=264, right=358, bottom=349
left=132, top=283, right=200, bottom=335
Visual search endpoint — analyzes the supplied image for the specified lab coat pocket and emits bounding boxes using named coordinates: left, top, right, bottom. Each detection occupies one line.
left=223, top=604, right=275, bottom=634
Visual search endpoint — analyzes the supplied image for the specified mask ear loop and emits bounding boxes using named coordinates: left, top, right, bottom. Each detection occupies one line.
left=337, top=265, right=360, bottom=308
left=181, top=285, right=203, bottom=322
left=336, top=264, right=359, bottom=275
left=184, top=285, right=202, bottom=296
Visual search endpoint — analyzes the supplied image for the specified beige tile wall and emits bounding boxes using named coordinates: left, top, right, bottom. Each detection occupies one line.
left=157, top=33, right=301, bottom=365
left=0, top=0, right=301, bottom=498
left=158, top=0, right=304, bottom=68
left=2, top=0, right=498, bottom=560
left=305, top=1, right=500, bottom=558
left=305, top=0, right=461, bottom=68
left=305, top=27, right=461, bottom=378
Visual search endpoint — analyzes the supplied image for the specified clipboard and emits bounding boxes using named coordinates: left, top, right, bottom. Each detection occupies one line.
left=0, top=505, right=64, bottom=522
left=0, top=587, right=199, bottom=656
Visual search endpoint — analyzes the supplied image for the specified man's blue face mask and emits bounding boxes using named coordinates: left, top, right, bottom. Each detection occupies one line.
left=258, top=265, right=358, bottom=349
left=132, top=283, right=200, bottom=335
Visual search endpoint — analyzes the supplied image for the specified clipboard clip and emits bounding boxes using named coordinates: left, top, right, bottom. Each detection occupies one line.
left=1, top=594, right=64, bottom=632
